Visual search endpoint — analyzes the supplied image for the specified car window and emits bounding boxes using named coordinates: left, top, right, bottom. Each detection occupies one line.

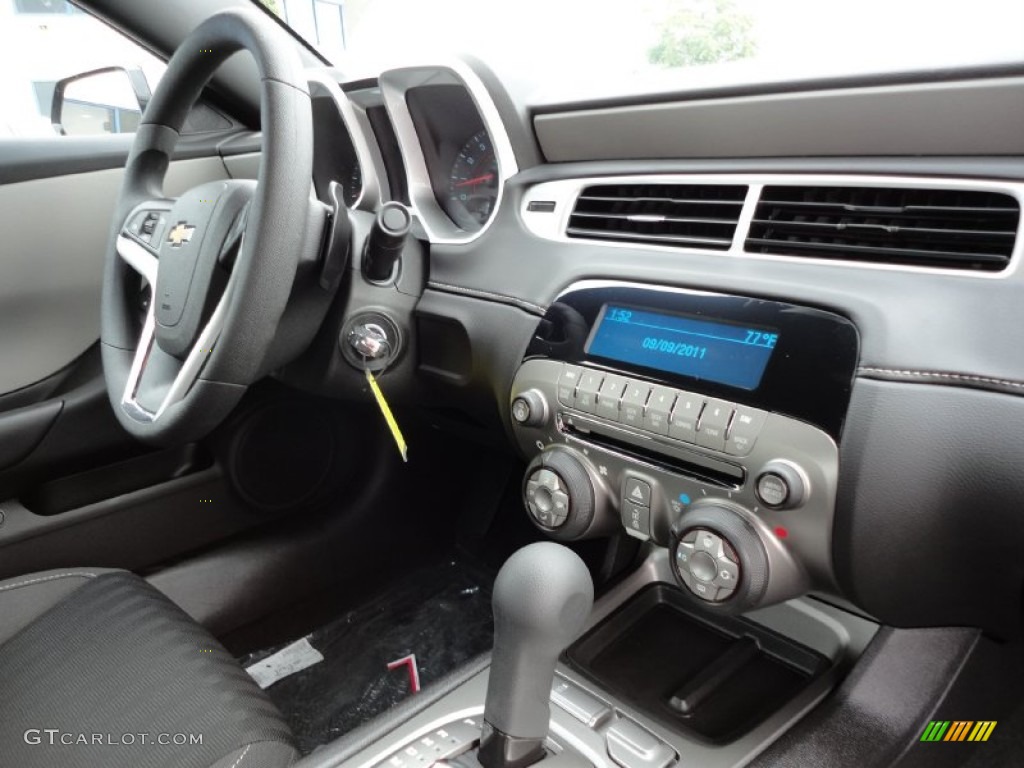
left=259, top=0, right=1024, bottom=91
left=0, top=0, right=166, bottom=137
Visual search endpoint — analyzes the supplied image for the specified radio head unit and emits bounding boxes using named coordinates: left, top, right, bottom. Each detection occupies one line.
left=510, top=281, right=859, bottom=614
left=526, top=281, right=857, bottom=439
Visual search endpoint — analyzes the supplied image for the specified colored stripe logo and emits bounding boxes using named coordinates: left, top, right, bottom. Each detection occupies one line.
left=920, top=720, right=997, bottom=742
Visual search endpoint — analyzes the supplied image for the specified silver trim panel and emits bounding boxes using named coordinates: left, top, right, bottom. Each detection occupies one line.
left=378, top=62, right=519, bottom=245
left=115, top=233, right=233, bottom=423
left=521, top=174, right=1024, bottom=279
left=306, top=69, right=386, bottom=212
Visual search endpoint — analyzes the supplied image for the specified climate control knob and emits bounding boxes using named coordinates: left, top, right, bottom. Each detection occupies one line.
left=670, top=502, right=769, bottom=613
left=525, top=468, right=571, bottom=529
left=522, top=449, right=613, bottom=540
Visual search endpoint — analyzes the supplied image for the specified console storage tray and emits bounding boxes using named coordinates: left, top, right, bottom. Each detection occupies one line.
left=565, top=584, right=828, bottom=744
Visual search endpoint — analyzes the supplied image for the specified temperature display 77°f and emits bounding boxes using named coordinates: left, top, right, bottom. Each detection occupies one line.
left=586, top=305, right=780, bottom=390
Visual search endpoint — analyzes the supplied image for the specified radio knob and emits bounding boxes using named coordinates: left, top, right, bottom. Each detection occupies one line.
left=511, top=389, right=548, bottom=428
left=755, top=460, right=808, bottom=510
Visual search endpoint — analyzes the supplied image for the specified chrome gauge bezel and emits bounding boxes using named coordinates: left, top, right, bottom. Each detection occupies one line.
left=379, top=61, right=519, bottom=245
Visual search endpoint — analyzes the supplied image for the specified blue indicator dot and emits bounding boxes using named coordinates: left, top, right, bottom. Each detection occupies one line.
left=679, top=494, right=691, bottom=505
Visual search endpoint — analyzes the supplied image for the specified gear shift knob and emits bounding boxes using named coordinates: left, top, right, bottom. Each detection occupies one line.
left=480, top=542, right=594, bottom=768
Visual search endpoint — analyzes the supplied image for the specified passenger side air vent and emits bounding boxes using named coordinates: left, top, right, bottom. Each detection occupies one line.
left=568, top=183, right=748, bottom=250
left=746, top=185, right=1020, bottom=272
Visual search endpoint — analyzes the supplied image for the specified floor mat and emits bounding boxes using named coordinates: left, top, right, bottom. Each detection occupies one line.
left=238, top=557, right=495, bottom=755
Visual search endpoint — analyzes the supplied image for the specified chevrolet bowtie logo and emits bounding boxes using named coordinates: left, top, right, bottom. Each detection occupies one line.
left=167, top=223, right=196, bottom=247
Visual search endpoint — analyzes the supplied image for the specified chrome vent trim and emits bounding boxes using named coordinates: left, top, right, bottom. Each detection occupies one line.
left=520, top=174, right=1024, bottom=279
left=746, top=185, right=1019, bottom=272
left=567, top=183, right=747, bottom=250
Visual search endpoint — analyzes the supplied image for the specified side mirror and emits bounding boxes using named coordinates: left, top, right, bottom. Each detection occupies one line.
left=50, top=66, right=151, bottom=136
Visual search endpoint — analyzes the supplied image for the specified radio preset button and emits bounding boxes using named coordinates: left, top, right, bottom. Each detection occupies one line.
left=696, top=399, right=734, bottom=451
left=668, top=392, right=704, bottom=443
left=596, top=374, right=628, bottom=421
left=725, top=408, right=767, bottom=456
left=619, top=382, right=651, bottom=427
left=643, top=387, right=676, bottom=435
left=557, top=365, right=582, bottom=407
left=576, top=371, right=604, bottom=414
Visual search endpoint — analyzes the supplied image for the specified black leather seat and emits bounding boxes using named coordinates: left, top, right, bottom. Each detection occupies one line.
left=0, top=568, right=297, bottom=768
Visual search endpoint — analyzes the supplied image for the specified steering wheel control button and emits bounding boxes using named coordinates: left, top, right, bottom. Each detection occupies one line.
left=668, top=392, right=704, bottom=443
left=511, top=389, right=548, bottom=428
left=621, top=500, right=651, bottom=540
left=643, top=387, right=676, bottom=436
left=688, top=551, right=718, bottom=583
left=725, top=408, right=767, bottom=456
left=756, top=472, right=790, bottom=508
left=619, top=382, right=651, bottom=427
left=596, top=375, right=628, bottom=421
left=557, top=365, right=582, bottom=407
left=623, top=477, right=652, bottom=507
left=606, top=717, right=677, bottom=768
left=696, top=399, right=734, bottom=451
left=575, top=371, right=604, bottom=414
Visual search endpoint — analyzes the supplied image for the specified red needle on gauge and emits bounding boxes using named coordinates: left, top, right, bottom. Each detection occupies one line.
left=454, top=173, right=495, bottom=187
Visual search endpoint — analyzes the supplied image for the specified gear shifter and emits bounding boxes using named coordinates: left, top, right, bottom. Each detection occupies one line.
left=479, top=542, right=595, bottom=768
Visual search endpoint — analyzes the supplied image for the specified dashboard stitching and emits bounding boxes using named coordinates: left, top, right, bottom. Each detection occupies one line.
left=858, top=367, right=1024, bottom=391
left=427, top=281, right=546, bottom=315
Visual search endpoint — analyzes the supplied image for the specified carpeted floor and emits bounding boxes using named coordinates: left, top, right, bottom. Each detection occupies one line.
left=238, top=557, right=496, bottom=754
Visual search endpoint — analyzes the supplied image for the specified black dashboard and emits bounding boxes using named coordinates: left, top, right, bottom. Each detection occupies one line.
left=287, top=59, right=1024, bottom=641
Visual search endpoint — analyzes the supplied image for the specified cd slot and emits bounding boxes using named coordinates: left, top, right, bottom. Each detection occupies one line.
left=560, top=411, right=743, bottom=488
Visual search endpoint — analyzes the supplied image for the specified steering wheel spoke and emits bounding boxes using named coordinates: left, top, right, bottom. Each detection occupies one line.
left=121, top=268, right=235, bottom=423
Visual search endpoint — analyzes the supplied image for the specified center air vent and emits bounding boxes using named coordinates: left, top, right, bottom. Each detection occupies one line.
left=746, top=185, right=1020, bottom=272
left=568, top=183, right=748, bottom=250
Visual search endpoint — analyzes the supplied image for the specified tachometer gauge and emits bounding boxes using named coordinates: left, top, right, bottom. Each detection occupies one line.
left=448, top=130, right=498, bottom=230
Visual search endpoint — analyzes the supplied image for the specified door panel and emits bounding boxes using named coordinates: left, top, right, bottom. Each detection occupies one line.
left=0, top=155, right=230, bottom=394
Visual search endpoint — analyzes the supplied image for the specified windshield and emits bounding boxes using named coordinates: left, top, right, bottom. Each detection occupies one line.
left=258, top=0, right=1024, bottom=90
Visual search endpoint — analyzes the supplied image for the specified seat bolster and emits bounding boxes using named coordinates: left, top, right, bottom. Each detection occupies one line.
left=0, top=567, right=123, bottom=647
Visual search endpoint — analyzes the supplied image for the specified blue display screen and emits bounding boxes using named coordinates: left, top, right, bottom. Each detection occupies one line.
left=586, top=305, right=779, bottom=390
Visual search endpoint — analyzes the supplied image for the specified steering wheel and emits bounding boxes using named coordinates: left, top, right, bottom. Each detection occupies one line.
left=101, top=9, right=323, bottom=445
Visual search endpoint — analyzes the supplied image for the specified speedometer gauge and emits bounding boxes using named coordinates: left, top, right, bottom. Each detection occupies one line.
left=448, top=130, right=499, bottom=230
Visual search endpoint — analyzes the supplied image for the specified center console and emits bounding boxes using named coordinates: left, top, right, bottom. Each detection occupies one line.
left=508, top=280, right=859, bottom=613
left=299, top=281, right=873, bottom=768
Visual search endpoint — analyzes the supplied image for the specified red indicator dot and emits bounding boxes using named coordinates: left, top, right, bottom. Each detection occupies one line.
left=773, top=526, right=789, bottom=539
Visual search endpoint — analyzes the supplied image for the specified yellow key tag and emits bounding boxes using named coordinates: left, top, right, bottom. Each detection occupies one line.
left=365, top=368, right=408, bottom=462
